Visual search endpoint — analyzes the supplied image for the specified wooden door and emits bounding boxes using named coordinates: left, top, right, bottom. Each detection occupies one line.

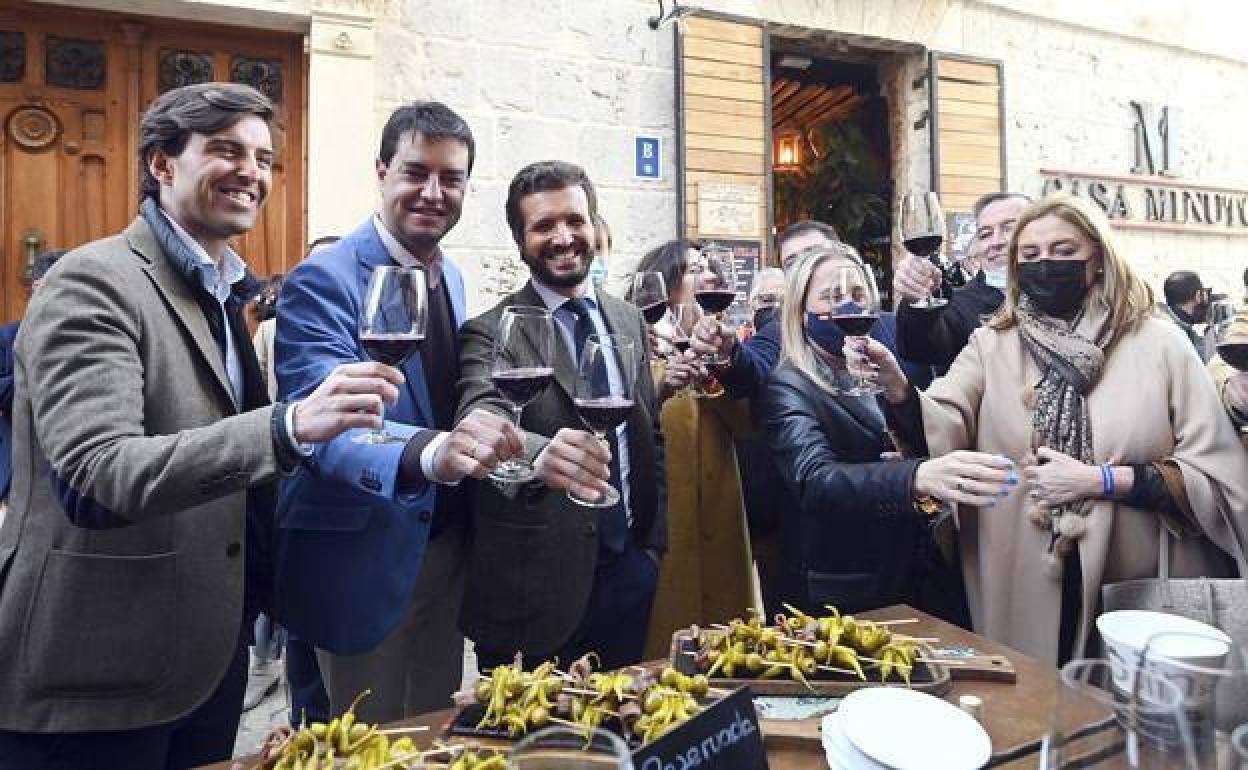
left=929, top=53, right=1006, bottom=213
left=678, top=16, right=770, bottom=259
left=0, top=7, right=131, bottom=320
left=0, top=4, right=305, bottom=322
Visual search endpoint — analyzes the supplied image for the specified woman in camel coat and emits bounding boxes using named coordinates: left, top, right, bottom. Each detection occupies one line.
left=856, top=195, right=1248, bottom=664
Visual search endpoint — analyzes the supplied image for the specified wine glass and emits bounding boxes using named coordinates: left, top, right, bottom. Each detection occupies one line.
left=568, top=334, right=636, bottom=509
left=665, top=302, right=692, bottom=360
left=509, top=725, right=634, bottom=770
left=489, top=306, right=555, bottom=483
left=830, top=260, right=883, bottom=396
left=1135, top=630, right=1248, bottom=766
left=631, top=271, right=669, bottom=327
left=1040, top=658, right=1196, bottom=770
left=356, top=265, right=427, bottom=444
left=901, top=191, right=947, bottom=309
left=692, top=245, right=738, bottom=366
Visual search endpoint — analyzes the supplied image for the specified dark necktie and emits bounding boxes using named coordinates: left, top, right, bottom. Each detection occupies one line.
left=562, top=297, right=630, bottom=555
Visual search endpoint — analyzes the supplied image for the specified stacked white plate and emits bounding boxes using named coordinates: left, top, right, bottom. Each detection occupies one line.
left=821, top=688, right=992, bottom=770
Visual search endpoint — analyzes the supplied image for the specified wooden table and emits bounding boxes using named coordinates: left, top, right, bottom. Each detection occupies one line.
left=202, top=605, right=1061, bottom=770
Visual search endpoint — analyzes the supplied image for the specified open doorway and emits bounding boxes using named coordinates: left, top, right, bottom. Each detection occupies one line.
left=769, top=48, right=894, bottom=297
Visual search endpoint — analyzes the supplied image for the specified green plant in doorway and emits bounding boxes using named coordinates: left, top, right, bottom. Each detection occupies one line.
left=774, top=119, right=889, bottom=255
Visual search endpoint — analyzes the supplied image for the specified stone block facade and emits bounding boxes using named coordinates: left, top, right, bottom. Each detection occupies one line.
left=374, top=0, right=679, bottom=313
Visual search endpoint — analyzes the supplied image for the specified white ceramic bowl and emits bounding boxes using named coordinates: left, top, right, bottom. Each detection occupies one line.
left=1097, top=610, right=1231, bottom=705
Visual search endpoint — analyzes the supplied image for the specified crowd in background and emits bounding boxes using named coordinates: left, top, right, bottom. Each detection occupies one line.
left=0, top=83, right=1246, bottom=770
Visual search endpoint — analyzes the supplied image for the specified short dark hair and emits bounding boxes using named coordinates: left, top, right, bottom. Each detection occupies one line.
left=32, top=249, right=67, bottom=281
left=1164, top=270, right=1205, bottom=306
left=137, top=83, right=276, bottom=202
left=777, top=221, right=840, bottom=267
left=504, top=161, right=599, bottom=248
left=378, top=102, right=475, bottom=173
left=629, top=239, right=696, bottom=302
left=972, top=191, right=1032, bottom=219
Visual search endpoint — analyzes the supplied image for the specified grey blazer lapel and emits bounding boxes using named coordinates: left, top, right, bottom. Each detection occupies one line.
left=126, top=219, right=235, bottom=409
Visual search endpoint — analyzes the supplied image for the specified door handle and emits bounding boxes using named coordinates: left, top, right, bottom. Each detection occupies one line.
left=22, top=228, right=45, bottom=286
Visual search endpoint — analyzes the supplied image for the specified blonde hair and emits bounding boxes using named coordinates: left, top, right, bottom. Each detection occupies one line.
left=988, top=194, right=1154, bottom=344
left=779, top=242, right=866, bottom=395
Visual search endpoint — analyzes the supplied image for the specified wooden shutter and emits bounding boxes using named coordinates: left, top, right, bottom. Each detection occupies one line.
left=930, top=53, right=1006, bottom=212
left=678, top=16, right=769, bottom=255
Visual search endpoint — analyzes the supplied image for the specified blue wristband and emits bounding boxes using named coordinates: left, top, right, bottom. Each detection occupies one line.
left=1100, top=463, right=1115, bottom=497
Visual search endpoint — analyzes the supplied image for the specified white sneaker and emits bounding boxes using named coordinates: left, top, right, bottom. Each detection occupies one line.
left=243, top=658, right=283, bottom=712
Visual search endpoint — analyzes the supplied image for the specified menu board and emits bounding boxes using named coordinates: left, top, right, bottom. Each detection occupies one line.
left=700, top=238, right=760, bottom=306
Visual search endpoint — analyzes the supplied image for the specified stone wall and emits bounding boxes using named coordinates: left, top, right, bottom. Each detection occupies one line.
left=934, top=2, right=1248, bottom=299
left=373, top=0, right=680, bottom=313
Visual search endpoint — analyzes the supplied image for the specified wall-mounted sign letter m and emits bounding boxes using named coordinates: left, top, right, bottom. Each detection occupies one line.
left=1130, top=101, right=1173, bottom=176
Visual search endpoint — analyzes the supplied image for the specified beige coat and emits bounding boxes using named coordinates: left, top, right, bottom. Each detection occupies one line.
left=921, top=314, right=1248, bottom=663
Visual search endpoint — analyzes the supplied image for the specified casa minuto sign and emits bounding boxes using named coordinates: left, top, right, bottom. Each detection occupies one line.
left=1038, top=101, right=1248, bottom=236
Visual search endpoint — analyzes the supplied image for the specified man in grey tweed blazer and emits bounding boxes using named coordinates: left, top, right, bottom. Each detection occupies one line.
left=0, top=83, right=400, bottom=770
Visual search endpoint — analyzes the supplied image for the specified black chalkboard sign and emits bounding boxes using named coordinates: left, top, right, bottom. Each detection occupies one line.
left=631, top=686, right=769, bottom=770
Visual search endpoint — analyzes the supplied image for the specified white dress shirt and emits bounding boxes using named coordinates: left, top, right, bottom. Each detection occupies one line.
left=160, top=209, right=246, bottom=407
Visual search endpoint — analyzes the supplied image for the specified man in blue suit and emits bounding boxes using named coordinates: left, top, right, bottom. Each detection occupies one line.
left=274, top=103, right=527, bottom=723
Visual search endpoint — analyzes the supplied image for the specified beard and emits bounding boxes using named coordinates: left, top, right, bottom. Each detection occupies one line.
left=522, top=235, right=595, bottom=289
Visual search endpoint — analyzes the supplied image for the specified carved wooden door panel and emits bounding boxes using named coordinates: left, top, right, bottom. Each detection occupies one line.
left=139, top=25, right=306, bottom=282
left=0, top=4, right=305, bottom=322
left=0, top=8, right=131, bottom=321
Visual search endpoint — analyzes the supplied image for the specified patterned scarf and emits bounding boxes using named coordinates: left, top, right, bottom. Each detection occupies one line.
left=1017, top=293, right=1108, bottom=575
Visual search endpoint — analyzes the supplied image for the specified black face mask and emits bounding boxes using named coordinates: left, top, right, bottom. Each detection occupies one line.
left=1017, top=260, right=1089, bottom=318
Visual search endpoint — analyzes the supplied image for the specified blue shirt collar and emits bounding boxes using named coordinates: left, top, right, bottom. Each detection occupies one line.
left=159, top=208, right=246, bottom=304
left=531, top=277, right=598, bottom=315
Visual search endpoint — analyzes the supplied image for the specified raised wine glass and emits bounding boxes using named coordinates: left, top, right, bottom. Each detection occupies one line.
left=489, top=306, right=555, bottom=483
left=666, top=302, right=692, bottom=360
left=693, top=244, right=738, bottom=366
left=568, top=334, right=636, bottom=509
left=831, top=260, right=883, bottom=396
left=901, top=190, right=948, bottom=309
left=356, top=265, right=427, bottom=444
left=631, top=271, right=669, bottom=327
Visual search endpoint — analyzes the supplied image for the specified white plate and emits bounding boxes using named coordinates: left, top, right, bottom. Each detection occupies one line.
left=840, top=687, right=991, bottom=770
left=822, top=711, right=888, bottom=770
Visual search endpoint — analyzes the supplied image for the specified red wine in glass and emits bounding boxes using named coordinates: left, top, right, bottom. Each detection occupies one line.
left=360, top=332, right=423, bottom=368
left=831, top=314, right=879, bottom=337
left=573, top=396, right=634, bottom=434
left=491, top=367, right=554, bottom=407
left=641, top=301, right=668, bottom=325
left=903, top=235, right=943, bottom=258
left=694, top=289, right=737, bottom=315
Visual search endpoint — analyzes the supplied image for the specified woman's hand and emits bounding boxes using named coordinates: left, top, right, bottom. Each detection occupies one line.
left=1023, top=446, right=1101, bottom=506
left=843, top=336, right=908, bottom=403
left=914, top=450, right=1017, bottom=506
left=663, top=351, right=704, bottom=390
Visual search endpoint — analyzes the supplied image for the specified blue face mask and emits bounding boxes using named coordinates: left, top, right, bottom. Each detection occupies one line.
left=753, top=305, right=779, bottom=330
left=806, top=312, right=847, bottom=358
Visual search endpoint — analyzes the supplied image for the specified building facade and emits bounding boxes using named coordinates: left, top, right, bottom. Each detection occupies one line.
left=8, top=0, right=1247, bottom=317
